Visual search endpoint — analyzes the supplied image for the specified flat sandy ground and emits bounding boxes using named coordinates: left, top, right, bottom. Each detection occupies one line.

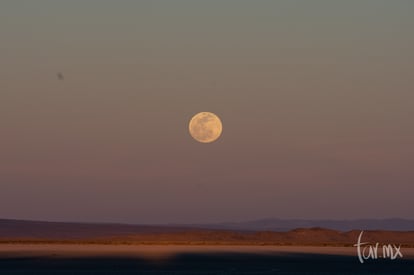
left=1, top=244, right=414, bottom=259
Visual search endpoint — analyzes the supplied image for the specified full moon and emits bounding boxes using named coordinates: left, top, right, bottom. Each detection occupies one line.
left=189, top=112, right=223, bottom=143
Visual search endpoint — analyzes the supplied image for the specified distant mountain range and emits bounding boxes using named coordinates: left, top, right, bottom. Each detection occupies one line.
left=1, top=218, right=414, bottom=239
left=0, top=219, right=187, bottom=240
left=1, top=218, right=414, bottom=246
left=197, top=218, right=414, bottom=232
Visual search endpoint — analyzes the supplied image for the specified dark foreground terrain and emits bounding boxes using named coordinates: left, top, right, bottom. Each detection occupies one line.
left=0, top=245, right=413, bottom=275
left=1, top=253, right=413, bottom=275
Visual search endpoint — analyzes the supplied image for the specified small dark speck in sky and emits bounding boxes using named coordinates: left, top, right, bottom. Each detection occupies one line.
left=57, top=72, right=64, bottom=80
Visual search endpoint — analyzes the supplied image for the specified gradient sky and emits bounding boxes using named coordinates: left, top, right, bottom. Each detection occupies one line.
left=1, top=1, right=413, bottom=224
